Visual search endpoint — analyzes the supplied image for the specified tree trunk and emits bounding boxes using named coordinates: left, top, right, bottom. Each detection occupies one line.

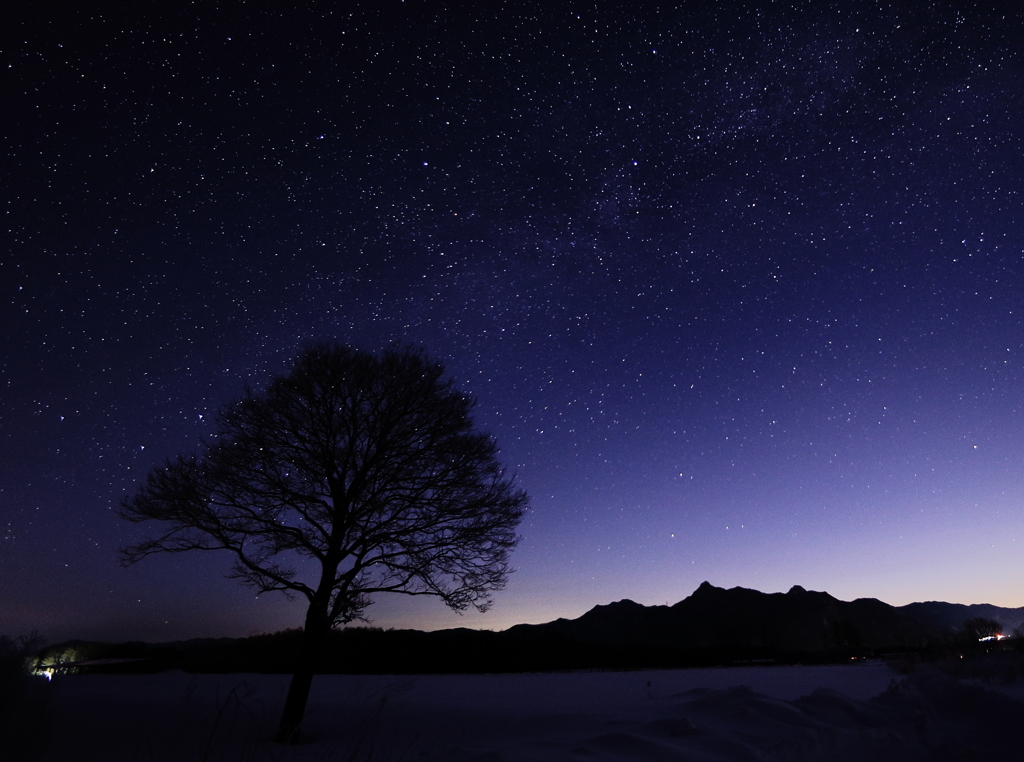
left=275, top=612, right=330, bottom=744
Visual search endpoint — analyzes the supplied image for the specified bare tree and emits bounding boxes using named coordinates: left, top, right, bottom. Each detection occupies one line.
left=120, top=344, right=528, bottom=742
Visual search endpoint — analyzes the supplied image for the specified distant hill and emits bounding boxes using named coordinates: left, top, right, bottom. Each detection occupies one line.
left=898, top=600, right=1024, bottom=635
left=36, top=583, right=1023, bottom=674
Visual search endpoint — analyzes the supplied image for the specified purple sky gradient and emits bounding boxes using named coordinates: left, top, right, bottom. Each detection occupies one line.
left=4, top=0, right=1024, bottom=643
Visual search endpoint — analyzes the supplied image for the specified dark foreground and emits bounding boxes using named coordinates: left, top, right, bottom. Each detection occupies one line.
left=6, top=657, right=1024, bottom=761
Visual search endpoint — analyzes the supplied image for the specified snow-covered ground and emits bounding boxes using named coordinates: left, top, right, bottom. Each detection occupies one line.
left=32, top=660, right=1024, bottom=760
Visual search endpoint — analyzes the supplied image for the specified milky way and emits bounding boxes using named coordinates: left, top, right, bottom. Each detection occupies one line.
left=4, top=1, right=1024, bottom=642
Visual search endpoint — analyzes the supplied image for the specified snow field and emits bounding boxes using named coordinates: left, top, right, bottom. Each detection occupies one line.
left=32, top=660, right=1023, bottom=761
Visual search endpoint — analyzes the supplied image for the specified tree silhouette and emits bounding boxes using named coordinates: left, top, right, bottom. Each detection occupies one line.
left=824, top=618, right=863, bottom=655
left=960, top=617, right=1002, bottom=642
left=120, top=344, right=528, bottom=742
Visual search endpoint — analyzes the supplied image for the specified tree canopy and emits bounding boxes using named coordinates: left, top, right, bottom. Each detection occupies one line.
left=121, top=343, right=528, bottom=740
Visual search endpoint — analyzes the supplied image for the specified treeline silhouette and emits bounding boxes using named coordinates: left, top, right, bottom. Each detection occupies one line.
left=33, top=623, right=1021, bottom=677
left=29, top=584, right=1024, bottom=677
left=34, top=626, right=837, bottom=676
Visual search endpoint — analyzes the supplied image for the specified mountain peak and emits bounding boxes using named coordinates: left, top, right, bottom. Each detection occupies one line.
left=694, top=581, right=723, bottom=594
left=602, top=598, right=642, bottom=610
left=577, top=598, right=644, bottom=621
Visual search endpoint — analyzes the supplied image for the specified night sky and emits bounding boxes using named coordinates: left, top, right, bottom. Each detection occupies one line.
left=5, top=1, right=1024, bottom=644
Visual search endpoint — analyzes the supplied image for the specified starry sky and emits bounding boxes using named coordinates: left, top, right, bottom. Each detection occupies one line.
left=4, top=0, right=1024, bottom=644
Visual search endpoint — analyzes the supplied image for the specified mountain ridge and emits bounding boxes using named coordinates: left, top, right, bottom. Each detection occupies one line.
left=562, top=581, right=1024, bottom=641
left=506, top=581, right=929, bottom=654
left=34, top=582, right=1024, bottom=674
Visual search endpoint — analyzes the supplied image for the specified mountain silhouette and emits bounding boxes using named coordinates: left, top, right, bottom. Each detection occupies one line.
left=505, top=581, right=929, bottom=655
left=35, top=582, right=1024, bottom=674
left=898, top=600, right=1024, bottom=635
